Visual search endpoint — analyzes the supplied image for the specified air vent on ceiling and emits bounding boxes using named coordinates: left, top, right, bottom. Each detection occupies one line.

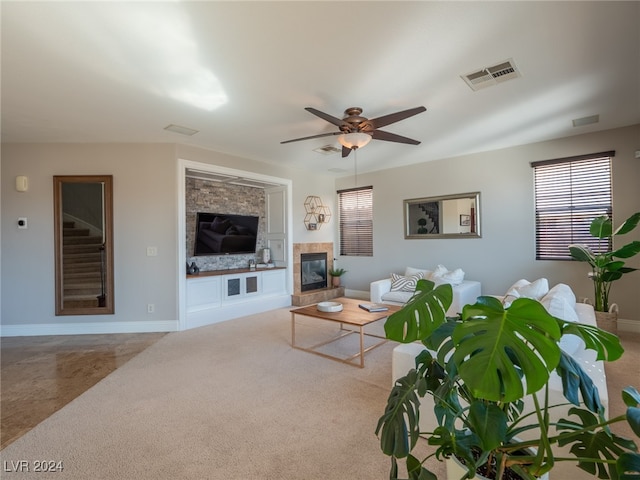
left=572, top=114, right=600, bottom=127
left=462, top=59, right=521, bottom=91
left=313, top=145, right=341, bottom=155
left=164, top=124, right=199, bottom=136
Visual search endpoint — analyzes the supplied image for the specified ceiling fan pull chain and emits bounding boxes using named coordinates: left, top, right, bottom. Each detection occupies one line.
left=354, top=148, right=358, bottom=186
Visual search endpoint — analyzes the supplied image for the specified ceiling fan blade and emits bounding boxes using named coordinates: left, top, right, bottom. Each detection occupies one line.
left=371, top=130, right=421, bottom=145
left=342, top=145, right=352, bottom=158
left=365, top=106, right=427, bottom=130
left=280, top=131, right=342, bottom=144
left=305, top=107, right=350, bottom=129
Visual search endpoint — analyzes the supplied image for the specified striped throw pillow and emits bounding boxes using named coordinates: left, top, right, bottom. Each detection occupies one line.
left=390, top=272, right=423, bottom=292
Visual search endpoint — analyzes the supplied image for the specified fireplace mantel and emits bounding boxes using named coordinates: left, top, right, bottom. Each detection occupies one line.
left=292, top=243, right=334, bottom=294
left=292, top=242, right=343, bottom=306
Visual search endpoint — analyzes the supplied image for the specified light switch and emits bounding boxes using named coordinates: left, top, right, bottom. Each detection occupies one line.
left=18, top=217, right=28, bottom=229
left=146, top=246, right=158, bottom=256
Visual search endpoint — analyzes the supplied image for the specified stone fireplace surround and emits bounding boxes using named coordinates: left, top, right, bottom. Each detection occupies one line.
left=292, top=242, right=344, bottom=306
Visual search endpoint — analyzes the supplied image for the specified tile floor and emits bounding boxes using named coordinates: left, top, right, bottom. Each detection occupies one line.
left=1, top=332, right=166, bottom=449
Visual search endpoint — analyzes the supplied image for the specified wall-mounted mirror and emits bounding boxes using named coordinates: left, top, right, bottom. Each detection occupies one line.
left=404, top=192, right=481, bottom=239
left=54, top=175, right=114, bottom=315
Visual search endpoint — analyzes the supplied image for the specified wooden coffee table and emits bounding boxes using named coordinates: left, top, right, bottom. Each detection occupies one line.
left=290, top=297, right=401, bottom=368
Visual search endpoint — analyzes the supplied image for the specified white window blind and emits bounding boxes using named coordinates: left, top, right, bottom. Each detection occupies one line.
left=338, top=186, right=373, bottom=256
left=532, top=151, right=614, bottom=260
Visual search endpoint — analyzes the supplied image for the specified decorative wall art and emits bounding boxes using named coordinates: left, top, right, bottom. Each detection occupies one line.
left=303, top=195, right=331, bottom=231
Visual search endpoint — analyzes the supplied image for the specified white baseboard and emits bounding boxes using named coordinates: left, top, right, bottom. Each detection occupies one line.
left=618, top=318, right=640, bottom=333
left=0, top=320, right=178, bottom=337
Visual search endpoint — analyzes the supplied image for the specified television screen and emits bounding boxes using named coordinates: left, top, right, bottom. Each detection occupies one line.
left=194, top=212, right=259, bottom=256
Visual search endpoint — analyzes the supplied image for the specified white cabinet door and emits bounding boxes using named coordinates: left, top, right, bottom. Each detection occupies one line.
left=261, top=269, right=286, bottom=296
left=266, top=186, right=287, bottom=264
left=187, top=277, right=221, bottom=311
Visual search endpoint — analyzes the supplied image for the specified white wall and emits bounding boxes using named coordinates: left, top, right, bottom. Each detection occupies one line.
left=335, top=125, right=640, bottom=322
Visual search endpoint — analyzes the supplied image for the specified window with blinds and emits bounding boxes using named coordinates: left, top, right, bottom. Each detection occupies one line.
left=337, top=186, right=373, bottom=256
left=532, top=151, right=614, bottom=260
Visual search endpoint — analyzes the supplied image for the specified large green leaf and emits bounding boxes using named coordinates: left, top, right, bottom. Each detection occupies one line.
left=377, top=369, right=424, bottom=458
left=622, top=386, right=640, bottom=407
left=613, top=212, right=640, bottom=236
left=558, top=407, right=638, bottom=479
left=467, top=401, right=508, bottom=450
left=407, top=454, right=437, bottom=480
left=384, top=280, right=453, bottom=343
left=555, top=351, right=604, bottom=413
left=569, top=244, right=597, bottom=265
left=617, top=452, right=640, bottom=480
left=453, top=297, right=561, bottom=403
left=621, top=388, right=640, bottom=437
left=612, top=241, right=640, bottom=259
left=559, top=321, right=624, bottom=361
left=628, top=407, right=640, bottom=438
left=591, top=216, right=613, bottom=239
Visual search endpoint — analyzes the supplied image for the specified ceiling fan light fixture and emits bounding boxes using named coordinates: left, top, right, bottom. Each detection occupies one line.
left=338, top=132, right=372, bottom=149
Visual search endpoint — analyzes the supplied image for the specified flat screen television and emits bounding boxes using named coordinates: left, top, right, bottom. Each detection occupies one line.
left=194, top=212, right=259, bottom=256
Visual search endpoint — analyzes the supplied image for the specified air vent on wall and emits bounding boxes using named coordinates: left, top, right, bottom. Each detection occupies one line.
left=461, top=59, right=521, bottom=91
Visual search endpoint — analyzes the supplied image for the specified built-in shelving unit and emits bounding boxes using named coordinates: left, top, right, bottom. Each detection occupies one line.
left=186, top=267, right=288, bottom=330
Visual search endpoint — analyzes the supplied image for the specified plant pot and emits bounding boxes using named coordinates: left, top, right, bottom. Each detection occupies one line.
left=331, top=276, right=341, bottom=288
left=594, top=304, right=618, bottom=333
left=446, top=455, right=549, bottom=480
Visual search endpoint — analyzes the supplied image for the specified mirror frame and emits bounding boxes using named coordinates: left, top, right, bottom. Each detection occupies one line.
left=403, top=191, right=481, bottom=239
left=54, top=175, right=114, bottom=315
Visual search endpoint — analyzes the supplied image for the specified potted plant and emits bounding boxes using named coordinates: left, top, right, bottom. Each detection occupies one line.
left=569, top=212, right=640, bottom=329
left=328, top=267, right=347, bottom=287
left=376, top=280, right=640, bottom=480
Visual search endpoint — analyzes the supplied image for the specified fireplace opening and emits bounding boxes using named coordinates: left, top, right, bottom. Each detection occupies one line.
left=301, top=253, right=327, bottom=292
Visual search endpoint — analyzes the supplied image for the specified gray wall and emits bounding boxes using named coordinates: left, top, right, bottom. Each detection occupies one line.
left=0, top=142, right=337, bottom=333
left=1, top=143, right=178, bottom=331
left=2, top=126, right=637, bottom=333
left=335, top=125, right=640, bottom=323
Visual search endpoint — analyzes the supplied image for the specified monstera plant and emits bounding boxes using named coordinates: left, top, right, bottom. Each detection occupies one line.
left=569, top=212, right=640, bottom=313
left=376, top=280, right=640, bottom=480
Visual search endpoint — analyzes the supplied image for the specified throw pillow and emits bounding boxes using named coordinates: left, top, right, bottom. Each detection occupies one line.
left=543, top=283, right=576, bottom=307
left=405, top=266, right=432, bottom=278
left=429, top=264, right=465, bottom=286
left=503, top=278, right=549, bottom=306
left=390, top=272, right=423, bottom=292
left=541, top=293, right=580, bottom=324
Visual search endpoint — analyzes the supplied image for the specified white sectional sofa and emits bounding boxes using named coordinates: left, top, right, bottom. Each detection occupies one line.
left=391, top=279, right=608, bottom=479
left=370, top=265, right=481, bottom=317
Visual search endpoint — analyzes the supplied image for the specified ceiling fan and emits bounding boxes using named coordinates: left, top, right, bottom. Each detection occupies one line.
left=281, top=106, right=427, bottom=157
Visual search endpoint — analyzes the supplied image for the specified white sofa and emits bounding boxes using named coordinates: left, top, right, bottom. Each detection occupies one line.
left=391, top=280, right=609, bottom=478
left=370, top=266, right=481, bottom=317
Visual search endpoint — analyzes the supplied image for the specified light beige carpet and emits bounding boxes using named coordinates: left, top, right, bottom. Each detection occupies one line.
left=0, top=308, right=636, bottom=480
left=0, top=309, right=445, bottom=479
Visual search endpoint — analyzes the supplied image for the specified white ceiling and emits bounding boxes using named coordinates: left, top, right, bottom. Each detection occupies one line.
left=2, top=1, right=639, bottom=176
